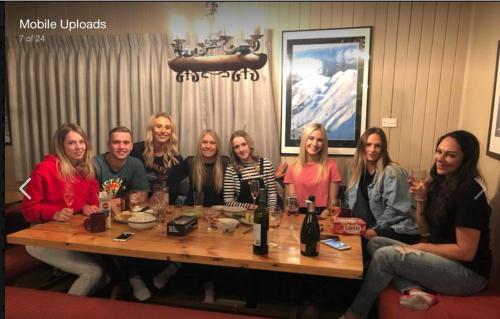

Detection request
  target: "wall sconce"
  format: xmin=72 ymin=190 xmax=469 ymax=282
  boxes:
xmin=168 ymin=2 xmax=268 ymax=82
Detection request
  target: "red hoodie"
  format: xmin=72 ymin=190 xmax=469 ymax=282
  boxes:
xmin=21 ymin=155 xmax=99 ymax=223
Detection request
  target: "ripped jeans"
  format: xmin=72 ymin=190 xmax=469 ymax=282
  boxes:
xmin=349 ymin=236 xmax=488 ymax=318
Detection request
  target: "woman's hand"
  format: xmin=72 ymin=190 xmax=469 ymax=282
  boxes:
xmin=82 ymin=204 xmax=100 ymax=216
xmin=53 ymin=208 xmax=74 ymax=222
xmin=319 ymin=209 xmax=330 ymax=219
xmin=363 ymin=228 xmax=377 ymax=240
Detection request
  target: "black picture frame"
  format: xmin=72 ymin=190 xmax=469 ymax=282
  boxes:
xmin=487 ymin=41 xmax=500 ymax=160
xmin=280 ymin=27 xmax=371 ymax=155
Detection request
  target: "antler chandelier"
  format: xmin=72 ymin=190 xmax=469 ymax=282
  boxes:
xmin=168 ymin=2 xmax=267 ymax=82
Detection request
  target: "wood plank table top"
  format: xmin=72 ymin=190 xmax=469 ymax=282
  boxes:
xmin=7 ymin=207 xmax=363 ymax=279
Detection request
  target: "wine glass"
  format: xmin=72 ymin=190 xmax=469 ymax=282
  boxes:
xmin=249 ymin=179 xmax=260 ymax=205
xmin=269 ymin=210 xmax=282 ymax=248
xmin=410 ymin=169 xmax=427 ymax=202
xmin=203 ymin=209 xmax=219 ymax=231
xmin=286 ymin=196 xmax=299 ymax=230
xmin=63 ymin=184 xmax=74 ymax=210
xmin=328 ymin=198 xmax=342 ymax=229
xmin=329 ymin=199 xmax=342 ymax=219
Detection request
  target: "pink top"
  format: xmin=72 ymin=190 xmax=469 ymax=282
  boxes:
xmin=284 ymin=160 xmax=342 ymax=208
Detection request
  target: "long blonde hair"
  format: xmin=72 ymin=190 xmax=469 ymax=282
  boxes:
xmin=50 ymin=123 xmax=95 ymax=181
xmin=348 ymin=127 xmax=393 ymax=190
xmin=193 ymin=129 xmax=224 ymax=193
xmin=143 ymin=112 xmax=180 ymax=168
xmin=228 ymin=130 xmax=260 ymax=173
xmin=294 ymin=123 xmax=329 ymax=183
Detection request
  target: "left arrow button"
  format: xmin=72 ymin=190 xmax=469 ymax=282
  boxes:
xmin=19 ymin=178 xmax=32 ymax=200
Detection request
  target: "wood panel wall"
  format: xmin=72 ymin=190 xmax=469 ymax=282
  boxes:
xmin=262 ymin=2 xmax=472 ymax=179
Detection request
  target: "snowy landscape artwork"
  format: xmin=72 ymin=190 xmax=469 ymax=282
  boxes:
xmin=281 ymin=28 xmax=370 ymax=155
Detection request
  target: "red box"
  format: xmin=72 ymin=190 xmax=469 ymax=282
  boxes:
xmin=332 ymin=217 xmax=366 ymax=235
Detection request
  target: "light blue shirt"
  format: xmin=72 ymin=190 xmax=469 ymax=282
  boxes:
xmin=346 ymin=165 xmax=419 ymax=235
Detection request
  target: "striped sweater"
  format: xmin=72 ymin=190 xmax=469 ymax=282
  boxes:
xmin=223 ymin=157 xmax=277 ymax=211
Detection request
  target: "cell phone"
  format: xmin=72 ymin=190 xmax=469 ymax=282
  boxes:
xmin=320 ymin=234 xmax=340 ymax=241
xmin=113 ymin=232 xmax=136 ymax=242
xmin=321 ymin=238 xmax=351 ymax=250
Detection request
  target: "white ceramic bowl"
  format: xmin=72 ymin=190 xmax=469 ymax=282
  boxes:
xmin=215 ymin=218 xmax=239 ymax=231
xmin=128 ymin=212 xmax=156 ymax=230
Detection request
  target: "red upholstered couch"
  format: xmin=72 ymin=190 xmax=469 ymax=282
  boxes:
xmin=378 ymin=284 xmax=500 ymax=319
xmin=6 ymin=287 xmax=269 ymax=319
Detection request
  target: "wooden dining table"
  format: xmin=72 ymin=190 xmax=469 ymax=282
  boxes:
xmin=7 ymin=207 xmax=363 ymax=280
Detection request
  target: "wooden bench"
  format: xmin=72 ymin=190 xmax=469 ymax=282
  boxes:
xmin=6 ymin=286 xmax=269 ymax=319
xmin=378 ymin=284 xmax=500 ymax=319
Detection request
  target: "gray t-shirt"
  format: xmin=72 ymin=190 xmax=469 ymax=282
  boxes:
xmin=93 ymin=153 xmax=150 ymax=199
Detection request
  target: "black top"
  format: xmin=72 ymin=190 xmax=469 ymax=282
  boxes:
xmin=130 ymin=141 xmax=187 ymax=204
xmin=426 ymin=179 xmax=492 ymax=278
xmin=184 ymin=155 xmax=229 ymax=207
xmin=355 ymin=169 xmax=377 ymax=228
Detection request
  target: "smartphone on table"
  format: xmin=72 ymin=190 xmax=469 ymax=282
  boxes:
xmin=321 ymin=238 xmax=351 ymax=250
xmin=113 ymin=232 xmax=136 ymax=242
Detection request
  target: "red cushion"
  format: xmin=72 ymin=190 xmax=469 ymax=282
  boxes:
xmin=6 ymin=287 xmax=268 ymax=319
xmin=378 ymin=285 xmax=500 ymax=319
xmin=5 ymin=246 xmax=45 ymax=282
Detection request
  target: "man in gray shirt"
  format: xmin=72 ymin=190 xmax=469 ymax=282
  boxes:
xmin=94 ymin=126 xmax=150 ymax=208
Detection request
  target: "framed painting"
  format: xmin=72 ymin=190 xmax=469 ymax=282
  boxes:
xmin=280 ymin=27 xmax=371 ymax=155
xmin=487 ymin=41 xmax=500 ymax=160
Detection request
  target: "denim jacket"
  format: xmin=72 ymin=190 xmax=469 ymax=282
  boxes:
xmin=346 ymin=165 xmax=419 ymax=235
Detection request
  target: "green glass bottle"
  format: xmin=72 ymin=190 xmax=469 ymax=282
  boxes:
xmin=300 ymin=196 xmax=320 ymax=256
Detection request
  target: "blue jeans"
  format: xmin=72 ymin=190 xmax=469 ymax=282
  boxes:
xmin=349 ymin=236 xmax=488 ymax=318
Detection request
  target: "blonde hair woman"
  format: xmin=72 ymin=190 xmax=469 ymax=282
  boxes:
xmin=185 ymin=129 xmax=229 ymax=206
xmin=284 ymin=123 xmax=342 ymax=213
xmin=131 ymin=112 xmax=187 ymax=204
xmin=21 ymin=123 xmax=105 ymax=296
xmin=345 ymin=127 xmax=419 ymax=243
xmin=223 ymin=130 xmax=277 ymax=210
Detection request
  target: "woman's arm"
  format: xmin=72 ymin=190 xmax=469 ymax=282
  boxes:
xmin=263 ymin=159 xmax=278 ymax=211
xmin=412 ymin=227 xmax=480 ymax=262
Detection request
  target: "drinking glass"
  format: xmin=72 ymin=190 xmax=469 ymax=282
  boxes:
xmin=152 ymin=184 xmax=169 ymax=206
xmin=193 ymin=191 xmax=204 ymax=207
xmin=269 ymin=210 xmax=282 ymax=248
xmin=202 ymin=209 xmax=219 ymax=231
xmin=152 ymin=202 xmax=167 ymax=232
xmin=249 ymin=179 xmax=260 ymax=205
xmin=286 ymin=196 xmax=299 ymax=230
xmin=129 ymin=190 xmax=145 ymax=212
xmin=410 ymin=169 xmax=427 ymax=202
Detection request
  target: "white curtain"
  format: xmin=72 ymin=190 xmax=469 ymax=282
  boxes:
xmin=6 ymin=32 xmax=280 ymax=181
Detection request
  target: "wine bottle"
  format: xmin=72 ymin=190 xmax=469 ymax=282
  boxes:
xmin=253 ymin=188 xmax=269 ymax=255
xmin=300 ymin=196 xmax=320 ymax=256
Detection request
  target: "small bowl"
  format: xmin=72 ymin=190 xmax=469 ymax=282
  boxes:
xmin=215 ymin=218 xmax=239 ymax=232
xmin=128 ymin=212 xmax=156 ymax=230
